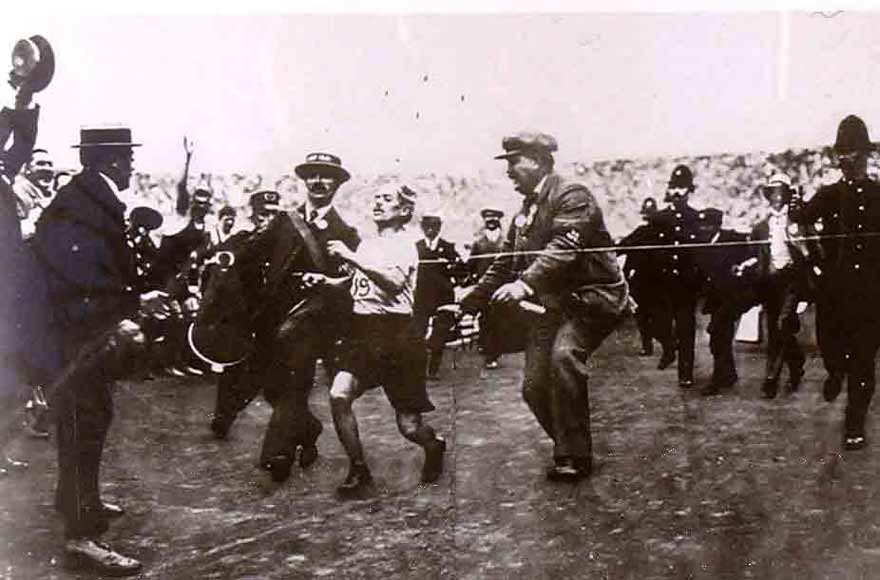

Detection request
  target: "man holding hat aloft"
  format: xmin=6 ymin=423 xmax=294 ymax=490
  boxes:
xmin=468 ymin=208 xmax=507 ymax=368
xmin=792 ymin=114 xmax=880 ymax=450
xmin=458 ymin=131 xmax=630 ymax=481
xmin=735 ymin=173 xmax=808 ymax=399
xmin=414 ymin=213 xmax=464 ymax=379
xmin=650 ymin=165 xmax=723 ymax=387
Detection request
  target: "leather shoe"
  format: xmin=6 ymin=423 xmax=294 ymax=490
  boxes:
xmin=63 ymin=538 xmax=141 ymax=576
xmin=823 ymin=373 xmax=845 ymax=403
xmin=546 ymin=457 xmax=591 ymax=482
xmin=844 ymin=434 xmax=868 ymax=451
xmin=99 ymin=501 xmax=125 ymax=518
xmin=266 ymin=455 xmax=293 ymax=483
xmin=678 ymin=377 xmax=694 ymax=388
xmin=299 ymin=444 xmax=319 ymax=469
xmin=421 ymin=437 xmax=446 ymax=483
xmin=658 ymin=350 xmax=676 ymax=370
xmin=337 ymin=462 xmax=374 ymax=500
xmin=786 ymin=368 xmax=804 ymax=394
xmin=761 ymin=378 xmax=779 ymax=399
xmin=210 ymin=414 xmax=233 ymax=440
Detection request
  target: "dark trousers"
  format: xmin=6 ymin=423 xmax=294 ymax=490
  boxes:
xmin=815 ymin=285 xmax=848 ymax=377
xmin=761 ymin=270 xmax=804 ymax=382
xmin=843 ymin=314 xmax=880 ymax=437
xmin=706 ymin=297 xmax=741 ymax=387
xmin=259 ymin=359 xmax=326 ymax=464
xmin=633 ymin=291 xmax=674 ymax=354
xmin=657 ymin=290 xmax=697 ymax=381
xmin=413 ymin=307 xmax=455 ymax=376
xmin=522 ymin=310 xmax=618 ymax=461
xmin=478 ymin=306 xmax=503 ymax=361
xmin=54 ymin=345 xmax=114 ymax=539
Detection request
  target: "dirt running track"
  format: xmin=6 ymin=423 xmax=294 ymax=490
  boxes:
xmin=2 ymin=309 xmax=880 ymax=579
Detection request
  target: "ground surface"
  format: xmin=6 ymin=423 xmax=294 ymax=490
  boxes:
xmin=2 ymin=311 xmax=880 ymax=579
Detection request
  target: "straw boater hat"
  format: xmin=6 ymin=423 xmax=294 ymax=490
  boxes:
xmin=71 ymin=127 xmax=141 ymax=149
xmin=762 ymin=173 xmax=795 ymax=203
xmin=294 ymin=152 xmax=351 ymax=183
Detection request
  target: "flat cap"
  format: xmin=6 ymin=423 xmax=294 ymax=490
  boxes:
xmin=480 ymin=208 xmax=504 ymax=219
xmin=494 ymin=131 xmax=558 ymax=160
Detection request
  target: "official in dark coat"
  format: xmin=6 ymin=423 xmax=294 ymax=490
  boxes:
xmin=791 ymin=114 xmax=880 ymax=450
xmin=618 ymin=197 xmax=675 ymax=365
xmin=25 ymin=127 xmax=167 ymax=575
xmin=740 ymin=174 xmax=808 ymax=399
xmin=414 ymin=214 xmax=464 ymax=378
xmin=650 ymin=165 xmax=723 ymax=387
xmin=461 ymin=131 xmax=631 ymax=481
xmin=467 ymin=208 xmax=507 ymax=368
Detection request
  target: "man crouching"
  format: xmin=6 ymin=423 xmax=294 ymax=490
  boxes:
xmin=313 ymin=183 xmax=445 ymax=499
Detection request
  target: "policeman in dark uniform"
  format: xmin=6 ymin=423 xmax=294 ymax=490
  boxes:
xmin=651 ymin=165 xmax=722 ymax=387
xmin=792 ymin=114 xmax=880 ymax=450
xmin=468 ymin=208 xmax=507 ymax=368
xmin=619 ymin=197 xmax=675 ymax=364
xmin=414 ymin=214 xmax=464 ymax=379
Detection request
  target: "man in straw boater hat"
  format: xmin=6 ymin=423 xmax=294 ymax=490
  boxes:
xmin=733 ymin=173 xmax=809 ymax=399
xmin=792 ymin=114 xmax=880 ymax=450
xmin=20 ymin=126 xmax=170 ymax=575
xmin=455 ymin=131 xmax=631 ymax=482
xmin=467 ymin=208 xmax=508 ymax=369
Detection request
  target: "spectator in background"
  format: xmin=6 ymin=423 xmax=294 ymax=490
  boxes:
xmin=467 ymin=208 xmax=507 ymax=369
xmin=414 ymin=214 xmax=465 ymax=379
xmin=13 ymin=147 xmax=55 ymax=238
xmin=210 ymin=205 xmax=237 ymax=247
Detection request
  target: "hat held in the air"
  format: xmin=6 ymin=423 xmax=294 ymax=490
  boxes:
xmin=294 ymin=152 xmax=351 ymax=183
xmin=834 ymin=114 xmax=877 ymax=154
xmin=494 ymin=131 xmax=558 ymax=160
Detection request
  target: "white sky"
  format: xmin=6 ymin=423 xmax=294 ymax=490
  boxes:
xmin=3 ymin=10 xmax=880 ymax=176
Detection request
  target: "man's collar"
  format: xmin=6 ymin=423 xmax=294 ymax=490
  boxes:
xmin=532 ymin=174 xmax=549 ymax=198
xmin=768 ymin=206 xmax=788 ymax=220
xmin=97 ymin=172 xmax=121 ymax=197
xmin=424 ymin=236 xmax=440 ymax=250
xmin=303 ymin=201 xmax=333 ymax=220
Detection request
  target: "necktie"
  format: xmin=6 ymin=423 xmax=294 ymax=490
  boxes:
xmin=308 ymin=209 xmax=318 ymax=223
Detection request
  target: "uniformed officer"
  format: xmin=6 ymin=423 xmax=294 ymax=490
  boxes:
xmin=651 ymin=165 xmax=723 ymax=387
xmin=618 ymin=197 xmax=674 ymax=364
xmin=792 ymin=114 xmax=880 ymax=450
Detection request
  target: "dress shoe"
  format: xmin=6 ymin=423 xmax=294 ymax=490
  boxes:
xmin=658 ymin=350 xmax=676 ymax=370
xmin=484 ymin=359 xmax=500 ymax=370
xmin=299 ymin=444 xmax=319 ymax=469
xmin=546 ymin=457 xmax=591 ymax=482
xmin=3 ymin=456 xmax=29 ymax=471
xmin=99 ymin=501 xmax=125 ymax=519
xmin=210 ymin=414 xmax=233 ymax=440
xmin=844 ymin=434 xmax=868 ymax=451
xmin=786 ymin=368 xmax=804 ymax=394
xmin=63 ymin=538 xmax=142 ymax=576
xmin=678 ymin=377 xmax=694 ymax=388
xmin=823 ymin=373 xmax=845 ymax=403
xmin=702 ymin=376 xmax=736 ymax=397
xmin=761 ymin=378 xmax=779 ymax=399
xmin=421 ymin=437 xmax=446 ymax=484
xmin=266 ymin=454 xmax=293 ymax=483
xmin=337 ymin=462 xmax=374 ymax=500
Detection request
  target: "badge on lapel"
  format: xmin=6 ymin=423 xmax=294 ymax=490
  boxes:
xmin=314 ymin=218 xmax=328 ymax=230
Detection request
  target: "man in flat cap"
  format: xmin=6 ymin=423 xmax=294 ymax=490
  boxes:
xmin=468 ymin=208 xmax=508 ymax=368
xmin=618 ymin=197 xmax=674 ymax=362
xmin=22 ymin=127 xmax=169 ymax=575
xmin=457 ymin=131 xmax=630 ymax=481
xmin=414 ymin=213 xmax=465 ymax=379
xmin=791 ymin=114 xmax=880 ymax=450
xmin=650 ymin=165 xmax=723 ymax=388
